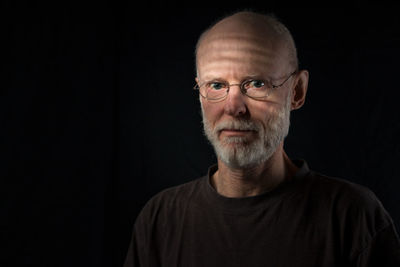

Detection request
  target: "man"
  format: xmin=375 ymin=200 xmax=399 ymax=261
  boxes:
xmin=124 ymin=11 xmax=400 ymax=266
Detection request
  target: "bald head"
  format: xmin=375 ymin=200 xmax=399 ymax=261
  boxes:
xmin=195 ymin=11 xmax=298 ymax=76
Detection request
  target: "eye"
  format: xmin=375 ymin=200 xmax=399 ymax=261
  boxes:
xmin=249 ymin=80 xmax=265 ymax=88
xmin=208 ymin=82 xmax=226 ymax=90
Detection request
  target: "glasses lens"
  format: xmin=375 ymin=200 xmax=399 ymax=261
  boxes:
xmin=202 ymin=82 xmax=228 ymax=100
xmin=244 ymin=80 xmax=272 ymax=98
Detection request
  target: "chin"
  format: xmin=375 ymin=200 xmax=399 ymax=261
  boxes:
xmin=219 ymin=136 xmax=254 ymax=146
xmin=215 ymin=140 xmax=275 ymax=169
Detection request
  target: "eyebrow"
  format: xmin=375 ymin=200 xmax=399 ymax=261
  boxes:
xmin=201 ymin=74 xmax=267 ymax=82
xmin=242 ymin=74 xmax=266 ymax=80
xmin=201 ymin=76 xmax=225 ymax=82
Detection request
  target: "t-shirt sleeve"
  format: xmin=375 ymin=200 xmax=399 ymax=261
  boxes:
xmin=123 ymin=214 xmax=147 ymax=267
xmin=123 ymin=232 xmax=138 ymax=267
xmin=342 ymin=185 xmax=400 ymax=267
xmin=326 ymin=176 xmax=400 ymax=266
xmin=354 ymin=222 xmax=400 ymax=267
xmin=123 ymin=192 xmax=165 ymax=267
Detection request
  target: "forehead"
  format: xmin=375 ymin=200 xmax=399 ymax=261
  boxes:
xmin=197 ymin=32 xmax=288 ymax=80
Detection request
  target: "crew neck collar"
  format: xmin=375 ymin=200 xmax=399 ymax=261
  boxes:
xmin=202 ymin=159 xmax=311 ymax=214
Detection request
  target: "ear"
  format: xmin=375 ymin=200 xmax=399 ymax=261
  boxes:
xmin=291 ymin=70 xmax=309 ymax=110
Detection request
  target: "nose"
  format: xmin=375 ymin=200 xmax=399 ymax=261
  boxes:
xmin=224 ymin=84 xmax=247 ymax=117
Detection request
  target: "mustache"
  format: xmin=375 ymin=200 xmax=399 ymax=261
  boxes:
xmin=214 ymin=119 xmax=261 ymax=133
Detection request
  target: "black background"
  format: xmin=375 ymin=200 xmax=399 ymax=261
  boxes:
xmin=2 ymin=1 xmax=400 ymax=266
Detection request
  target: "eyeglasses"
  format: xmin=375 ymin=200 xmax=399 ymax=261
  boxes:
xmin=194 ymin=71 xmax=297 ymax=102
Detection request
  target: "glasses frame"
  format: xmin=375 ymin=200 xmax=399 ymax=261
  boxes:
xmin=194 ymin=70 xmax=297 ymax=102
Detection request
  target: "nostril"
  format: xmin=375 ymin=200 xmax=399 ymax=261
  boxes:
xmin=238 ymin=109 xmax=246 ymax=115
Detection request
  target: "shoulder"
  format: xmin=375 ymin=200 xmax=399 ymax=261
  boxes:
xmin=305 ymin=170 xmax=393 ymax=232
xmin=298 ymin=170 xmax=397 ymax=257
xmin=307 ymin=171 xmax=376 ymax=200
xmin=307 ymin=171 xmax=383 ymax=208
xmin=292 ymin=160 xmax=380 ymax=208
xmin=150 ymin=176 xmax=205 ymax=206
xmin=303 ymin=170 xmax=400 ymax=262
xmin=135 ymin=176 xmax=206 ymax=224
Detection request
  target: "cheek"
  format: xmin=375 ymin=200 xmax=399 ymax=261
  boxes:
xmin=248 ymin=102 xmax=276 ymax=122
xmin=201 ymin=101 xmax=224 ymax=124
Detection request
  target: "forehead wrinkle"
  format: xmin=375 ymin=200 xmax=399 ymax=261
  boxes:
xmin=198 ymin=45 xmax=276 ymax=62
xmin=198 ymin=34 xmax=281 ymax=57
xmin=204 ymin=32 xmax=278 ymax=47
xmin=198 ymin=58 xmax=275 ymax=79
xmin=198 ymin=49 xmax=278 ymax=65
xmin=197 ymin=35 xmax=289 ymax=79
xmin=197 ymin=44 xmax=281 ymax=80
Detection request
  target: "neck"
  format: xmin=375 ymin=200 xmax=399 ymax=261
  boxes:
xmin=211 ymin=144 xmax=298 ymax=198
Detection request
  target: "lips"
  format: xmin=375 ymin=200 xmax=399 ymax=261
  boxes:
xmin=221 ymin=129 xmax=253 ymax=132
xmin=214 ymin=119 xmax=260 ymax=136
xmin=220 ymin=128 xmax=255 ymax=137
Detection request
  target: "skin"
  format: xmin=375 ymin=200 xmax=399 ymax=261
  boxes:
xmin=196 ymin=12 xmax=309 ymax=198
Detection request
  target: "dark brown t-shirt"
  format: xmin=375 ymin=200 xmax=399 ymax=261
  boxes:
xmin=124 ymin=160 xmax=400 ymax=266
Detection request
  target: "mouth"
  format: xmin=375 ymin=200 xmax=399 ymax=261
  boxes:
xmin=219 ymin=129 xmax=255 ymax=137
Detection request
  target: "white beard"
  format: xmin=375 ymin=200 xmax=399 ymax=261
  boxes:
xmin=201 ymin=92 xmax=292 ymax=169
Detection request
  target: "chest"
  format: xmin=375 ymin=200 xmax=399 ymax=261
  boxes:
xmin=155 ymin=202 xmax=344 ymax=267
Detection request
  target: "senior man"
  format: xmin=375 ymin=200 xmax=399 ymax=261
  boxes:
xmin=124 ymin=11 xmax=400 ymax=266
